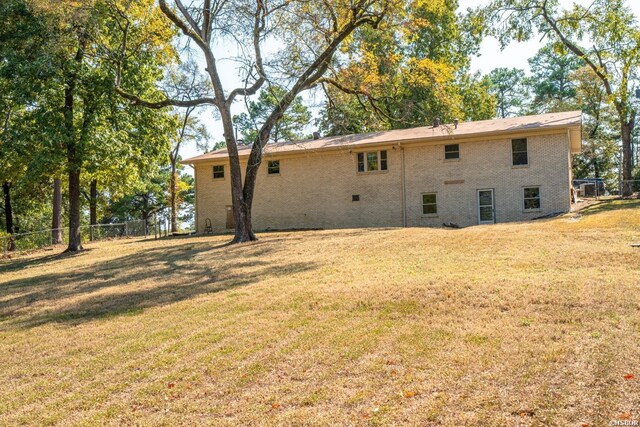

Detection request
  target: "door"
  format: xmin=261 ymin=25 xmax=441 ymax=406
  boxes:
xmin=225 ymin=205 xmax=235 ymax=229
xmin=477 ymin=189 xmax=495 ymax=224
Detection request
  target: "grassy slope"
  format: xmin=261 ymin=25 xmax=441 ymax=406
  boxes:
xmin=1 ymin=200 xmax=639 ymax=426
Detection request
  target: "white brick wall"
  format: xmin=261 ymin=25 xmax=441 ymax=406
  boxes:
xmin=194 ymin=132 xmax=572 ymax=232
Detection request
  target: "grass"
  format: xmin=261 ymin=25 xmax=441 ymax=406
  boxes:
xmin=1 ymin=200 xmax=639 ymax=426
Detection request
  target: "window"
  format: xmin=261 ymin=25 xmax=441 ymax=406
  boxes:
xmin=444 ymin=144 xmax=459 ymax=160
xmin=422 ymin=193 xmax=437 ymax=215
xmin=523 ymin=187 xmax=541 ymax=210
xmin=267 ymin=160 xmax=280 ymax=175
xmin=512 ymin=138 xmax=528 ymax=166
xmin=357 ymin=150 xmax=388 ymax=172
xmin=352 ymin=195 xmax=360 ymax=202
xmin=213 ymin=165 xmax=225 ymax=179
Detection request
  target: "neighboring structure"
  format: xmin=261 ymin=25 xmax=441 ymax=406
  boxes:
xmin=182 ymin=111 xmax=582 ymax=232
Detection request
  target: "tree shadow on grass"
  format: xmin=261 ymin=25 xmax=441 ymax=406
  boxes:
xmin=0 ymin=238 xmax=317 ymax=330
xmin=579 ymin=199 xmax=640 ymax=216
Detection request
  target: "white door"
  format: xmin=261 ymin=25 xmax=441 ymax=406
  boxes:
xmin=477 ymin=189 xmax=495 ymax=224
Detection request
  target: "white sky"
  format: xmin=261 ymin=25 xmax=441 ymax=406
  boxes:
xmin=179 ymin=0 xmax=640 ymax=162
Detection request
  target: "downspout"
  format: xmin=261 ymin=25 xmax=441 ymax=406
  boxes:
xmin=399 ymin=142 xmax=407 ymax=227
xmin=567 ymin=128 xmax=574 ymax=206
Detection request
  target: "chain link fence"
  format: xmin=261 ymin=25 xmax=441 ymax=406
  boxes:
xmin=0 ymin=218 xmax=170 ymax=258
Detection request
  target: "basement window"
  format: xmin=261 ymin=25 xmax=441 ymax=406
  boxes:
xmin=512 ymin=138 xmax=528 ymax=166
xmin=444 ymin=144 xmax=460 ymax=160
xmin=267 ymin=160 xmax=280 ymax=175
xmin=523 ymin=186 xmax=541 ymax=210
xmin=357 ymin=150 xmax=388 ymax=173
xmin=422 ymin=193 xmax=437 ymax=215
xmin=213 ymin=165 xmax=225 ymax=180
xmin=352 ymin=195 xmax=360 ymax=202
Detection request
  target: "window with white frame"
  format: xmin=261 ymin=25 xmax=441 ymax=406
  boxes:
xmin=213 ymin=165 xmax=225 ymax=179
xmin=422 ymin=193 xmax=437 ymax=215
xmin=523 ymin=186 xmax=541 ymax=210
xmin=512 ymin=138 xmax=528 ymax=166
xmin=357 ymin=150 xmax=388 ymax=172
xmin=267 ymin=160 xmax=280 ymax=175
xmin=444 ymin=144 xmax=460 ymax=160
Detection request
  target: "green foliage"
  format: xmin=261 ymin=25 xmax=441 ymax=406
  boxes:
xmin=487 ymin=67 xmax=528 ymax=118
xmin=234 ymin=86 xmax=311 ymax=144
xmin=319 ymin=0 xmax=495 ymax=135
xmin=484 ymin=0 xmax=640 ymax=185
xmin=525 ymin=43 xmax=582 ymax=114
xmin=0 ymin=0 xmax=180 ymax=237
xmin=103 ymin=163 xmax=194 ymax=226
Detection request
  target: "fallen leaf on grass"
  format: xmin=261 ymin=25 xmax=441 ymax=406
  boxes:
xmin=619 ymin=413 xmax=632 ymax=420
xmin=623 ymin=373 xmax=635 ymax=380
xmin=404 ymin=390 xmax=417 ymax=398
xmin=167 ymin=383 xmax=175 ymax=389
xmin=271 ymin=403 xmax=282 ymax=410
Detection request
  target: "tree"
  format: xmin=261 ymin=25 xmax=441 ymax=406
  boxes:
xmin=0 ymin=0 xmax=58 ymax=248
xmin=571 ymin=66 xmax=619 ymax=187
xmin=19 ymin=0 xmax=177 ymax=251
xmin=487 ymin=67 xmax=527 ymax=118
xmin=104 ymin=166 xmax=170 ymax=225
xmin=169 ymin=107 xmax=209 ymax=232
xmin=318 ymin=0 xmax=494 ymax=134
xmin=526 ymin=43 xmax=582 ymax=114
xmin=113 ymin=0 xmax=398 ymax=243
xmin=485 ymin=0 xmax=640 ymax=195
xmin=234 ymin=85 xmax=311 ymax=144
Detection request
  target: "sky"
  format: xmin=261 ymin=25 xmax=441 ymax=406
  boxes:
xmin=178 ymin=0 xmax=640 ymax=163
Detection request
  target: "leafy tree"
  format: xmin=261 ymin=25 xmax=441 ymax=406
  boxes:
xmin=485 ymin=0 xmax=640 ymax=195
xmin=104 ymin=166 xmax=170 ymax=225
xmin=113 ymin=0 xmax=398 ymax=243
xmin=571 ymin=66 xmax=619 ymax=187
xmin=14 ymin=0 xmax=178 ymax=251
xmin=234 ymin=86 xmax=311 ymax=144
xmin=487 ymin=67 xmax=527 ymax=118
xmin=318 ymin=0 xmax=494 ymax=134
xmin=0 ymin=0 xmax=60 ymax=247
xmin=526 ymin=43 xmax=582 ymax=114
xmin=169 ymin=107 xmax=209 ymax=232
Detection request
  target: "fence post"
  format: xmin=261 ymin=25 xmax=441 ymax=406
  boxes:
xmin=124 ymin=222 xmax=128 ymax=237
xmin=154 ymin=213 xmax=158 ymax=240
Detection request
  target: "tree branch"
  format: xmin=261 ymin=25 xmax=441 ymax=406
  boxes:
xmin=227 ymin=0 xmax=267 ymax=105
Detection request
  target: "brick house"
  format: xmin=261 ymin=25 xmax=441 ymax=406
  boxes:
xmin=182 ymin=111 xmax=582 ymax=232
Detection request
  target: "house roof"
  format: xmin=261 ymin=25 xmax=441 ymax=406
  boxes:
xmin=181 ymin=110 xmax=582 ymax=164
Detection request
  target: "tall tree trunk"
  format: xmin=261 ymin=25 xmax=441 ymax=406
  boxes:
xmin=3 ymin=182 xmax=15 ymax=251
xmin=64 ymin=38 xmax=86 ymax=252
xmin=67 ymin=165 xmax=82 ymax=251
xmin=220 ymin=114 xmax=257 ymax=243
xmin=52 ymin=178 xmax=63 ymax=244
xmin=621 ymin=120 xmax=634 ymax=197
xmin=89 ymin=179 xmax=97 ymax=241
xmin=170 ymin=156 xmax=178 ymax=233
xmin=89 ymin=179 xmax=97 ymax=226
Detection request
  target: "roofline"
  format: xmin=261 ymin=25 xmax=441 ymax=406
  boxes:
xmin=181 ymin=116 xmax=582 ymax=165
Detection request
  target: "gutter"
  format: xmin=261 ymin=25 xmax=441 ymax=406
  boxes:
xmin=399 ymin=142 xmax=407 ymax=227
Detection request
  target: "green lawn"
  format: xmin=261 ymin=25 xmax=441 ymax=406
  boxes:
xmin=1 ymin=200 xmax=639 ymax=426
